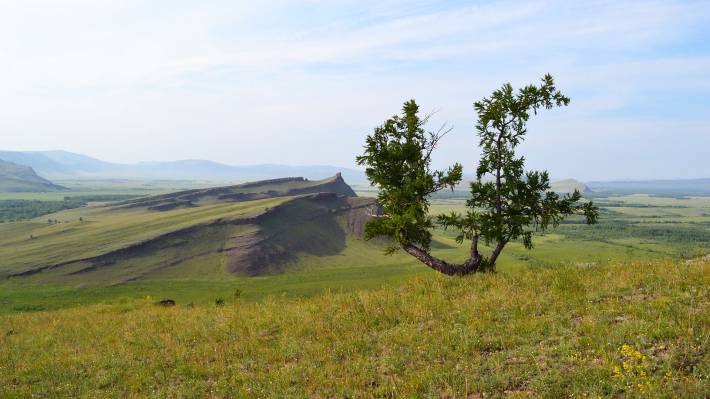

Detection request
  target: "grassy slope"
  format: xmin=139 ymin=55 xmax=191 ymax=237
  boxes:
xmin=0 ymin=237 xmax=422 ymax=312
xmin=0 ymin=197 xmax=287 ymax=276
xmin=1 ymin=258 xmax=707 ymax=397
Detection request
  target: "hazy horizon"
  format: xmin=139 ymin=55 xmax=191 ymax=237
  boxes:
xmin=2 ymin=1 xmax=709 ymax=181
xmin=4 ymin=148 xmax=710 ymax=183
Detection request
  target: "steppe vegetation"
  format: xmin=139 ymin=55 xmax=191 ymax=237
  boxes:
xmin=1 ymin=258 xmax=707 ymax=397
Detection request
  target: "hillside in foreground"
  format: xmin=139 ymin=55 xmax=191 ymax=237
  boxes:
xmin=0 ymin=159 xmax=66 ymax=192
xmin=1 ymin=258 xmax=707 ymax=397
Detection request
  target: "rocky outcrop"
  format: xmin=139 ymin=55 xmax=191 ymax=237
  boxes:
xmin=345 ymin=197 xmax=381 ymax=238
xmin=287 ymin=173 xmax=357 ymax=197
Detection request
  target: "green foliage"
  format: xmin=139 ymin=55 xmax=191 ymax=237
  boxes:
xmin=359 ymin=75 xmax=599 ymax=273
xmin=0 ymin=199 xmax=86 ymax=222
xmin=444 ymin=74 xmax=597 ymax=253
xmin=356 ymin=100 xmax=462 ymax=252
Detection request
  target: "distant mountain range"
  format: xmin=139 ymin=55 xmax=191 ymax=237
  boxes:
xmin=0 ymin=150 xmax=368 ymax=183
xmin=0 ymin=159 xmax=66 ymax=192
xmin=1 ymin=150 xmax=708 ymax=196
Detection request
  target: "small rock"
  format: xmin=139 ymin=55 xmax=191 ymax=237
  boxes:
xmin=156 ymin=299 xmax=175 ymax=307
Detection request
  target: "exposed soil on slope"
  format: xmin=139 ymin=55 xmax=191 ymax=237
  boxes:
xmin=224 ymin=193 xmax=378 ymax=275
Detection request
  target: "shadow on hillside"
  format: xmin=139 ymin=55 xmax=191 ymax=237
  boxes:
xmin=430 ymin=239 xmax=456 ymax=250
xmin=231 ymin=197 xmax=349 ymax=275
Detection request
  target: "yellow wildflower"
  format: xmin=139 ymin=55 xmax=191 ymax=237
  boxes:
xmin=613 ymin=366 xmax=622 ymax=376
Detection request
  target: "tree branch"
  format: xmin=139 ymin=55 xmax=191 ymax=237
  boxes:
xmin=470 ymin=234 xmax=481 ymax=261
xmin=487 ymin=238 xmax=508 ymax=267
xmin=423 ymin=123 xmax=454 ymax=165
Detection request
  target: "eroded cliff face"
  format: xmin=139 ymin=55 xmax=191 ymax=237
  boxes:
xmin=225 ymin=193 xmax=381 ymax=276
xmin=344 ymin=197 xmax=382 ymax=238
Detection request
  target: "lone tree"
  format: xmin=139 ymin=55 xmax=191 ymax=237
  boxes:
xmin=356 ymin=74 xmax=598 ymax=275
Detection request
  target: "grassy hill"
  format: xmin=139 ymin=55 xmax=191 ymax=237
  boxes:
xmin=1 ymin=258 xmax=707 ymax=397
xmin=0 ymin=159 xmax=65 ymax=192
xmin=0 ymin=174 xmax=373 ymax=283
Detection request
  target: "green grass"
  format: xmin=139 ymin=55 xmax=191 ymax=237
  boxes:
xmin=1 ymin=258 xmax=707 ymax=397
xmin=0 ymin=235 xmax=423 ymax=314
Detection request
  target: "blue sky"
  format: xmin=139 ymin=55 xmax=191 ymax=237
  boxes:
xmin=1 ymin=0 xmax=708 ymax=180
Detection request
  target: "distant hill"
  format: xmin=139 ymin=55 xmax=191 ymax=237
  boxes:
xmin=0 ymin=159 xmax=66 ymax=192
xmin=588 ymin=178 xmax=710 ymax=196
xmin=549 ymin=179 xmax=591 ymax=194
xmin=0 ymin=174 xmax=381 ymax=283
xmin=0 ymin=150 xmax=367 ymax=182
xmin=429 ymin=177 xmax=593 ymax=199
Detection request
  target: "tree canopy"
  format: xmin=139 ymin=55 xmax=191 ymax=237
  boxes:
xmin=357 ymin=74 xmax=598 ymax=275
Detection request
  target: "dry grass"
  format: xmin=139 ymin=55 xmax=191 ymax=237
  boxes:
xmin=1 ymin=258 xmax=708 ymax=397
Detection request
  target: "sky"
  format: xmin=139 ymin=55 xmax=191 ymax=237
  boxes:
xmin=1 ymin=0 xmax=709 ymax=181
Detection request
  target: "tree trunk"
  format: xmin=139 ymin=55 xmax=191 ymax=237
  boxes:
xmin=402 ymin=244 xmax=481 ymax=276
xmin=487 ymin=239 xmax=508 ymax=267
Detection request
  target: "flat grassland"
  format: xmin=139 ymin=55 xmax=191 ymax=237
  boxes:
xmin=1 ymin=258 xmax=707 ymax=397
